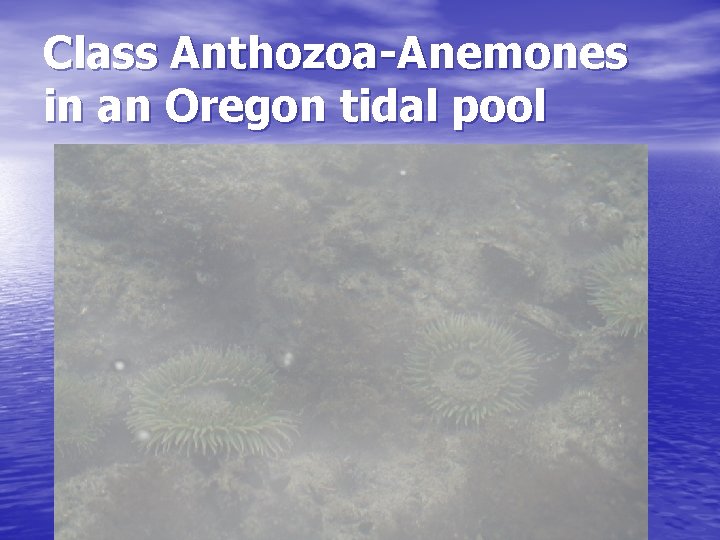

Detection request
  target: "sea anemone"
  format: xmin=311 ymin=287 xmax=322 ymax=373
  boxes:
xmin=55 ymin=374 xmax=116 ymax=457
xmin=127 ymin=347 xmax=298 ymax=457
xmin=587 ymin=237 xmax=648 ymax=336
xmin=405 ymin=316 xmax=536 ymax=426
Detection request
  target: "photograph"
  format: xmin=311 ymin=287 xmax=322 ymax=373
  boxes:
xmin=55 ymin=144 xmax=647 ymax=539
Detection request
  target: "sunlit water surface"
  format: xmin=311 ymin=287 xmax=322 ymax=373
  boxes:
xmin=0 ymin=155 xmax=54 ymax=537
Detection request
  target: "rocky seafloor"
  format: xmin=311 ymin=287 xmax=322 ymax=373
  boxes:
xmin=54 ymin=145 xmax=647 ymax=540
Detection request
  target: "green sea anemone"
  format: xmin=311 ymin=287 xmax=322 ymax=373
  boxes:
xmin=587 ymin=237 xmax=648 ymax=336
xmin=405 ymin=316 xmax=536 ymax=426
xmin=55 ymin=374 xmax=116 ymax=457
xmin=127 ymin=347 xmax=298 ymax=457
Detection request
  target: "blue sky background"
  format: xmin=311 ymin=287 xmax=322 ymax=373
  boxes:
xmin=1 ymin=1 xmax=720 ymax=538
xmin=1 ymin=0 xmax=719 ymax=146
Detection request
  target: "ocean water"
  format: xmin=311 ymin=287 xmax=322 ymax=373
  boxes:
xmin=1 ymin=148 xmax=719 ymax=539
xmin=649 ymin=150 xmax=720 ymax=538
xmin=0 ymin=156 xmax=54 ymax=538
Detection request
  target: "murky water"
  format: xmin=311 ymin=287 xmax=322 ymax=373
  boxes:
xmin=54 ymin=145 xmax=647 ymax=540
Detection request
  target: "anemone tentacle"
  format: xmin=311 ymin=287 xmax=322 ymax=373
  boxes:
xmin=127 ymin=346 xmax=298 ymax=457
xmin=587 ymin=237 xmax=648 ymax=337
xmin=405 ymin=315 xmax=536 ymax=427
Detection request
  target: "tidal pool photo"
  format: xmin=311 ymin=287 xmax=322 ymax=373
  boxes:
xmin=55 ymin=145 xmax=647 ymax=539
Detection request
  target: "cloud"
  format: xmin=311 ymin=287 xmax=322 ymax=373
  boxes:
xmin=0 ymin=3 xmax=719 ymax=144
xmin=614 ymin=10 xmax=720 ymax=81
